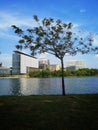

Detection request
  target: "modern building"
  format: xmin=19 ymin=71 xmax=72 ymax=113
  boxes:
xmin=39 ymin=58 xmax=50 ymax=69
xmin=50 ymin=64 xmax=60 ymax=71
xmin=66 ymin=60 xmax=86 ymax=70
xmin=12 ymin=51 xmax=38 ymax=74
xmin=0 ymin=66 xmax=11 ymax=76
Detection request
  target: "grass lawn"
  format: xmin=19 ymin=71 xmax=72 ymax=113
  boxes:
xmin=0 ymin=94 xmax=98 ymax=130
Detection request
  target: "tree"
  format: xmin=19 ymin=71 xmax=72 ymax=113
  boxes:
xmin=12 ymin=15 xmax=98 ymax=95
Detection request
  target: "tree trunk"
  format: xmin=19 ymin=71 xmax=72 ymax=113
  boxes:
xmin=61 ymin=58 xmax=65 ymax=95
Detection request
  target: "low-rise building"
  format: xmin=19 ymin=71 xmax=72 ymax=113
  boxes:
xmin=0 ymin=66 xmax=11 ymax=76
xmin=50 ymin=64 xmax=60 ymax=71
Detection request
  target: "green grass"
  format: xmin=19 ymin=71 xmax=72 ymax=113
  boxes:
xmin=0 ymin=95 xmax=98 ymax=130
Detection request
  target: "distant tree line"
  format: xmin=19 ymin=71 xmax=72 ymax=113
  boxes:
xmin=0 ymin=73 xmax=10 ymax=77
xmin=29 ymin=68 xmax=98 ymax=78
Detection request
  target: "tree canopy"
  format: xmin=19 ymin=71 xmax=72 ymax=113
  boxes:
xmin=12 ymin=15 xmax=98 ymax=58
xmin=12 ymin=15 xmax=98 ymax=95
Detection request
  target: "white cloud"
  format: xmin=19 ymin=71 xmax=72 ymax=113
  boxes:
xmin=80 ymin=9 xmax=86 ymax=13
xmin=95 ymin=54 xmax=98 ymax=58
xmin=0 ymin=11 xmax=97 ymax=49
xmin=73 ymin=23 xmax=80 ymax=28
xmin=93 ymin=34 xmax=98 ymax=45
xmin=0 ymin=11 xmax=33 ymax=30
xmin=0 ymin=11 xmax=36 ymax=41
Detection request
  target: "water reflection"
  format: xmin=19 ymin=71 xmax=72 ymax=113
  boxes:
xmin=0 ymin=77 xmax=98 ymax=95
xmin=10 ymin=78 xmax=21 ymax=95
xmin=65 ymin=77 xmax=98 ymax=94
xmin=20 ymin=78 xmax=40 ymax=95
xmin=0 ymin=78 xmax=11 ymax=95
xmin=19 ymin=78 xmax=62 ymax=95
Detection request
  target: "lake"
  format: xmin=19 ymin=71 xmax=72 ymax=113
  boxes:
xmin=0 ymin=77 xmax=98 ymax=95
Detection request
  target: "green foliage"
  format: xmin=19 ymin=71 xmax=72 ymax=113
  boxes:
xmin=65 ymin=68 xmax=98 ymax=76
xmin=51 ymin=70 xmax=62 ymax=77
xmin=75 ymin=68 xmax=90 ymax=76
xmin=29 ymin=70 xmax=41 ymax=77
xmin=29 ymin=68 xmax=98 ymax=78
xmin=64 ymin=70 xmax=72 ymax=76
xmin=11 ymin=15 xmax=98 ymax=59
xmin=29 ymin=69 xmax=51 ymax=78
xmin=41 ymin=69 xmax=51 ymax=78
xmin=73 ymin=68 xmax=97 ymax=76
xmin=0 ymin=73 xmax=9 ymax=77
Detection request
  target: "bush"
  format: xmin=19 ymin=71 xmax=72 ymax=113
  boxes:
xmin=29 ymin=69 xmax=51 ymax=78
xmin=29 ymin=68 xmax=98 ymax=78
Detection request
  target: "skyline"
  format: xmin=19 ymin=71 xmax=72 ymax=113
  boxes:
xmin=0 ymin=0 xmax=98 ymax=68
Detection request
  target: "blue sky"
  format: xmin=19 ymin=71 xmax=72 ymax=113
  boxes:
xmin=0 ymin=0 xmax=98 ymax=68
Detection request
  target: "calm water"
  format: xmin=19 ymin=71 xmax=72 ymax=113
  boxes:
xmin=0 ymin=77 xmax=98 ymax=95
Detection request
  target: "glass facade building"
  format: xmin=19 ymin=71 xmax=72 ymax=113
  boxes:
xmin=39 ymin=58 xmax=50 ymax=69
xmin=66 ymin=60 xmax=86 ymax=70
xmin=12 ymin=51 xmax=38 ymax=74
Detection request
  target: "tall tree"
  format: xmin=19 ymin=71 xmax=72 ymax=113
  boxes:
xmin=12 ymin=15 xmax=98 ymax=95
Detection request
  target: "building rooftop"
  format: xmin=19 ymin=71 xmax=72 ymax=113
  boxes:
xmin=13 ymin=50 xmax=37 ymax=59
